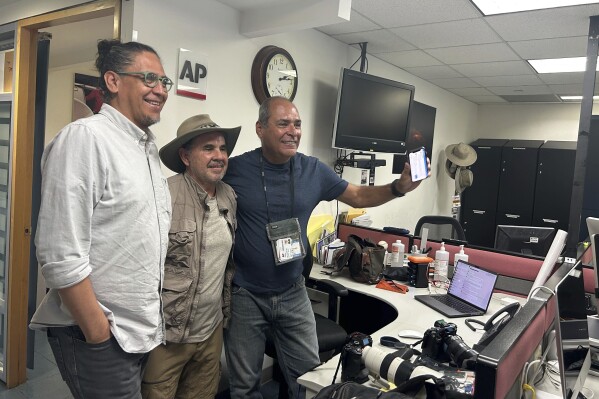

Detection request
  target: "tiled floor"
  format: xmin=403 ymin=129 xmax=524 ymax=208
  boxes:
xmin=0 ymin=331 xmax=280 ymax=399
xmin=0 ymin=331 xmax=72 ymax=399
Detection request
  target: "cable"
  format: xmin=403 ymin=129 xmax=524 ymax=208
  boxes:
xmin=522 ymin=383 xmax=536 ymax=399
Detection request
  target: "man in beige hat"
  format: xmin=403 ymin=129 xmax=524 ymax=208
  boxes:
xmin=141 ymin=115 xmax=240 ymax=399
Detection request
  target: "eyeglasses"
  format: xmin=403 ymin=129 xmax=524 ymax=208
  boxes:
xmin=116 ymin=71 xmax=173 ymax=92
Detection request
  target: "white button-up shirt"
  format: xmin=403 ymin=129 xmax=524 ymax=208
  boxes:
xmin=30 ymin=104 xmax=171 ymax=353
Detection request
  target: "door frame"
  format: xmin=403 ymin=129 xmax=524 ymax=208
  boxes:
xmin=8 ymin=0 xmax=120 ymax=387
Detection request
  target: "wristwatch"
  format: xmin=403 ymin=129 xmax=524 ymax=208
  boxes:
xmin=391 ymin=179 xmax=405 ymax=197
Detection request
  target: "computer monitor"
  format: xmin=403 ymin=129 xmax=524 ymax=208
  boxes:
xmin=495 ymin=225 xmax=557 ymax=257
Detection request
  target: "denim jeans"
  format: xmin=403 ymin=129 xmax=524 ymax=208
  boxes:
xmin=47 ymin=325 xmax=148 ymax=399
xmin=224 ymin=275 xmax=320 ymax=399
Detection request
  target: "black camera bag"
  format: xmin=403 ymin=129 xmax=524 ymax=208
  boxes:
xmin=333 ymin=234 xmax=385 ymax=284
xmin=314 ymin=374 xmax=453 ymax=399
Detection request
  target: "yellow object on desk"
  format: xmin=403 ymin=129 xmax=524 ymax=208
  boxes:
xmin=307 ymin=214 xmax=336 ymax=257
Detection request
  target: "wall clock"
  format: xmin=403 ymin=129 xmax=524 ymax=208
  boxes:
xmin=251 ymin=45 xmax=298 ymax=104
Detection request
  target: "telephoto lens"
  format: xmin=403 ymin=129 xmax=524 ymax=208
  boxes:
xmin=445 ymin=335 xmax=478 ymax=370
xmin=362 ymin=346 xmax=442 ymax=386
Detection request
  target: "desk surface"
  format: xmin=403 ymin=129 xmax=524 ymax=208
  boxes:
xmin=298 ymin=264 xmax=599 ymax=397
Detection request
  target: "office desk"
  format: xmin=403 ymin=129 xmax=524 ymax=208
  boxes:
xmin=298 ymin=263 xmax=524 ymax=397
xmin=299 ymin=264 xmax=599 ymax=398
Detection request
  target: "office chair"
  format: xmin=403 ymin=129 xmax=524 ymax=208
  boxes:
xmin=414 ymin=215 xmax=466 ymax=242
xmin=265 ymin=254 xmax=348 ymax=398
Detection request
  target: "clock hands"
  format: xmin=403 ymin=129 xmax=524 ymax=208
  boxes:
xmin=279 ymin=76 xmax=293 ymax=81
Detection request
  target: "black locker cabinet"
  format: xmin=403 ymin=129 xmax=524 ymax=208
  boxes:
xmin=496 ymin=140 xmax=544 ymax=227
xmin=580 ymin=116 xmax=599 ymax=239
xmin=532 ymin=141 xmax=576 ymax=232
xmin=461 ymin=139 xmax=508 ymax=247
xmin=461 ymin=208 xmax=497 ymax=248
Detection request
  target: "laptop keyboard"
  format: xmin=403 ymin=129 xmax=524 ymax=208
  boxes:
xmin=433 ymin=295 xmax=477 ymax=313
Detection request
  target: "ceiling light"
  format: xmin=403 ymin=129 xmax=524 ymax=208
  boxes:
xmin=528 ymin=57 xmax=599 ymax=73
xmin=560 ymin=95 xmax=599 ymax=101
xmin=472 ymin=0 xmax=599 ymax=15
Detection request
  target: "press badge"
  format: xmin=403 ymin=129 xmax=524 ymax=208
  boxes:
xmin=266 ymin=218 xmax=306 ymax=265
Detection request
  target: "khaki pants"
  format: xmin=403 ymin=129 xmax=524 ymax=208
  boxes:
xmin=141 ymin=322 xmax=223 ymax=399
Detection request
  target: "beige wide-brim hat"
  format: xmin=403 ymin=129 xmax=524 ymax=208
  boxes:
xmin=445 ymin=159 xmax=458 ymax=179
xmin=455 ymin=167 xmax=473 ymax=193
xmin=445 ymin=142 xmax=477 ymax=167
xmin=159 ymin=114 xmax=241 ymax=173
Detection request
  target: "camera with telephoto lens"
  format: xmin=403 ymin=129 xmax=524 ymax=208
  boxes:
xmin=341 ymin=332 xmax=373 ymax=383
xmin=421 ymin=320 xmax=478 ymax=370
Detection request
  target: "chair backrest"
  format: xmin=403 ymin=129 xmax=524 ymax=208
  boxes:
xmin=414 ymin=215 xmax=466 ymax=241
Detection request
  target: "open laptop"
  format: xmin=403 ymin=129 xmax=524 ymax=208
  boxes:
xmin=414 ymin=260 xmax=498 ymax=318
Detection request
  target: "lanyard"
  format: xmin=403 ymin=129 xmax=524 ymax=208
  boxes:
xmin=259 ymin=153 xmax=294 ymax=223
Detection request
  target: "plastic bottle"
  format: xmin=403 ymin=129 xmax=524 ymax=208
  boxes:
xmin=396 ymin=240 xmax=405 ymax=266
xmin=451 ymin=245 xmax=469 ymax=279
xmin=453 ymin=245 xmax=469 ymax=265
xmin=435 ymin=242 xmax=449 ymax=280
xmin=390 ymin=242 xmax=402 ymax=267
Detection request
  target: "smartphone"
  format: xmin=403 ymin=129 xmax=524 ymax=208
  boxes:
xmin=408 ymin=147 xmax=429 ymax=182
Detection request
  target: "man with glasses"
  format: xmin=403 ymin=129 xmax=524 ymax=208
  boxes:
xmin=30 ymin=39 xmax=172 ymax=399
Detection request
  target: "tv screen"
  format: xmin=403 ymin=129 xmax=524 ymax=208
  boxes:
xmin=392 ymin=100 xmax=437 ymax=174
xmin=332 ymin=68 xmax=414 ymax=154
xmin=494 ymin=225 xmax=557 ymax=257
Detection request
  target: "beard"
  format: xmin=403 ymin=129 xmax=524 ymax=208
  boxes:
xmin=142 ymin=115 xmax=160 ymax=128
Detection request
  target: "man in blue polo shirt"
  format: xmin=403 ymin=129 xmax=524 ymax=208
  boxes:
xmin=224 ymin=96 xmax=426 ymax=398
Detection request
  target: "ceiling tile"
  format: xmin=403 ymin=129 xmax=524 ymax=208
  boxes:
xmin=547 ymin=83 xmax=599 ymax=95
xmin=332 ymin=29 xmax=415 ymax=53
xmin=426 ymin=43 xmax=519 ymax=64
xmin=352 ymin=0 xmax=481 ymax=28
xmin=428 ymin=77 xmax=480 ymax=89
xmin=487 ymin=85 xmax=553 ymax=95
xmin=548 ymin=83 xmax=584 ymax=96
xmin=448 ymin=87 xmax=495 ymax=96
xmin=471 ymin=74 xmax=544 ymax=87
xmin=375 ymin=50 xmax=443 ymax=67
xmin=499 ymin=94 xmax=561 ymax=103
xmin=452 ymin=60 xmax=534 ymax=77
xmin=403 ymin=65 xmax=464 ymax=79
xmin=485 ymin=4 xmax=599 ymax=41
xmin=391 ymin=19 xmax=502 ymax=49
xmin=317 ymin=10 xmax=381 ymax=35
xmin=463 ymin=95 xmax=507 ymax=103
xmin=537 ymin=72 xmax=588 ymax=85
xmin=508 ymin=36 xmax=589 ymax=60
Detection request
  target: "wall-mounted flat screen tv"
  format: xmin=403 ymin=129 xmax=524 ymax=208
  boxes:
xmin=331 ymin=68 xmax=415 ymax=154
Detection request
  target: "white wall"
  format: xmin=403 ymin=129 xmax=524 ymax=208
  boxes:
xmin=45 ymin=61 xmax=97 ymax=145
xmin=476 ymin=103 xmax=599 ymax=141
xmin=128 ymin=0 xmax=479 ymax=233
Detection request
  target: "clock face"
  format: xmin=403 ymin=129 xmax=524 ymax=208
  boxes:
xmin=251 ymin=46 xmax=298 ymax=104
xmin=265 ymin=53 xmax=297 ymax=99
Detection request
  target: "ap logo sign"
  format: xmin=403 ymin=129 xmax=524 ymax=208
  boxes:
xmin=177 ymin=48 xmax=208 ymax=100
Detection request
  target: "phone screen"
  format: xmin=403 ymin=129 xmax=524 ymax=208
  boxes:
xmin=409 ymin=147 xmax=428 ymax=182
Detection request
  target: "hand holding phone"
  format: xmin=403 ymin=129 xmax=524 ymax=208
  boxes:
xmin=408 ymin=147 xmax=429 ymax=182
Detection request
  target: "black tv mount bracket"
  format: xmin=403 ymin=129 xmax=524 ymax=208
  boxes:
xmin=337 ymin=152 xmax=386 ymax=186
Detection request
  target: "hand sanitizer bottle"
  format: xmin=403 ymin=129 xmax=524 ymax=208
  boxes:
xmin=435 ymin=242 xmax=449 ymax=280
xmin=451 ymin=245 xmax=469 ymax=279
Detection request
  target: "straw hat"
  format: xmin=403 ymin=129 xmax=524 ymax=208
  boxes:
xmin=445 ymin=159 xmax=458 ymax=179
xmin=159 ymin=114 xmax=241 ymax=173
xmin=455 ymin=167 xmax=473 ymax=193
xmin=445 ymin=143 xmax=477 ymax=167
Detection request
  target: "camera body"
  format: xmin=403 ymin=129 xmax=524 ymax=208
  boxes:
xmin=421 ymin=320 xmax=478 ymax=369
xmin=341 ymin=332 xmax=373 ymax=383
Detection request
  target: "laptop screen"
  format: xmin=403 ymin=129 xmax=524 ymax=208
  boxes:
xmin=448 ymin=260 xmax=498 ymax=310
